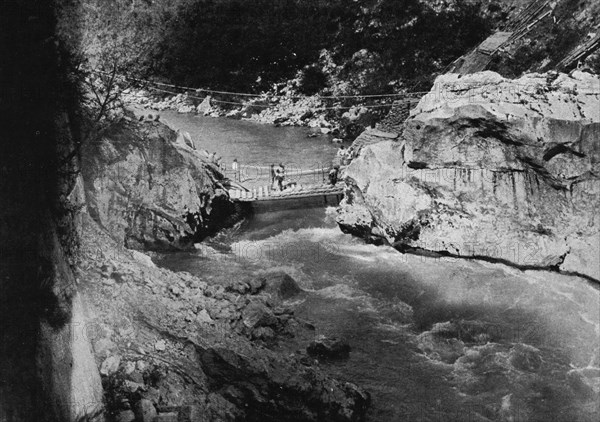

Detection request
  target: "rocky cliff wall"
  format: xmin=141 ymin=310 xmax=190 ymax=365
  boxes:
xmin=82 ymin=118 xmax=241 ymax=251
xmin=337 ymin=70 xmax=600 ymax=280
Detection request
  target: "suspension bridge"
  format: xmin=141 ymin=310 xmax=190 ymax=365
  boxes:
xmin=223 ymin=164 xmax=345 ymax=212
xmin=228 ymin=182 xmax=344 ymax=212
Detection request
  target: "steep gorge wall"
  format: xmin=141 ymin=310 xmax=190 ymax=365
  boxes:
xmin=338 ymin=70 xmax=600 ymax=280
xmin=1 ymin=1 xmax=104 ymax=420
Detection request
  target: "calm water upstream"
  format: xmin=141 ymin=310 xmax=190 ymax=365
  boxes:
xmin=151 ymin=110 xmax=600 ymax=422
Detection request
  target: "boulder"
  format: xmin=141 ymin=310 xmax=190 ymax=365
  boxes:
xmin=115 ymin=410 xmax=136 ymax=422
xmin=99 ymin=355 xmax=121 ymax=376
xmin=259 ymin=272 xmax=303 ymax=300
xmin=178 ymin=405 xmax=202 ymax=422
xmin=81 ymin=119 xmax=240 ymax=251
xmin=338 ymin=71 xmax=600 ymax=280
xmin=340 ymin=106 xmax=375 ymax=140
xmin=196 ymin=309 xmax=214 ymax=324
xmin=247 ymin=277 xmax=265 ymax=294
xmin=177 ymin=105 xmax=195 ymax=114
xmin=134 ymin=399 xmax=157 ymax=422
xmin=241 ymin=100 xmax=269 ymax=118
xmin=174 ymin=130 xmax=195 ymax=150
xmin=307 ymin=336 xmax=351 ymax=359
xmin=196 ymin=96 xmax=212 ymax=115
xmin=93 ymin=338 xmax=117 ymax=358
xmin=154 ymin=340 xmax=166 ymax=351
xmin=198 ymin=347 xmax=370 ymax=420
xmin=154 ymin=413 xmax=178 ymax=422
xmin=123 ymin=380 xmax=145 ymax=393
xmin=226 ymin=109 xmax=242 ymax=119
xmin=252 ymin=326 xmax=275 ymax=340
xmin=242 ymin=302 xmax=277 ymax=329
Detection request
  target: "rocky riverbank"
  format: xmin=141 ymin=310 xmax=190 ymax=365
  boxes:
xmin=122 ymin=89 xmax=379 ymax=141
xmin=78 ymin=116 xmax=370 ymax=421
xmin=78 ymin=214 xmax=369 ymax=422
xmin=337 ymin=70 xmax=600 ymax=281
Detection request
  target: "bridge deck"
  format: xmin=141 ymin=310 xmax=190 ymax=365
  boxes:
xmin=229 ymin=183 xmax=343 ymax=212
xmin=230 ymin=183 xmax=343 ymax=202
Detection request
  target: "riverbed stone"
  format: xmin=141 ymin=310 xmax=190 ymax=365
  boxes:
xmin=154 ymin=412 xmax=178 ymax=422
xmin=242 ymin=302 xmax=277 ymax=328
xmin=135 ymin=399 xmax=157 ymax=422
xmin=115 ymin=410 xmax=136 ymax=422
xmin=100 ymin=355 xmax=121 ymax=376
xmin=307 ymin=337 xmax=351 ymax=359
xmin=196 ymin=309 xmax=214 ymax=324
xmin=260 ymin=272 xmax=303 ymax=300
xmin=178 ymin=405 xmax=202 ymax=422
xmin=154 ymin=340 xmax=166 ymax=351
xmin=93 ymin=338 xmax=117 ymax=358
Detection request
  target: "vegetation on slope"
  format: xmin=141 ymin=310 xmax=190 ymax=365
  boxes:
xmin=80 ymin=0 xmax=503 ymax=94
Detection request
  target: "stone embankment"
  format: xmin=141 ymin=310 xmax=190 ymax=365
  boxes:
xmin=337 ymin=70 xmax=600 ymax=280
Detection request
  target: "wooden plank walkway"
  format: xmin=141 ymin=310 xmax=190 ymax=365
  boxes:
xmin=230 ymin=183 xmax=343 ymax=202
xmin=229 ymin=182 xmax=345 ymax=212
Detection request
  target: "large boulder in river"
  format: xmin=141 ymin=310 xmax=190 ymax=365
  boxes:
xmin=196 ymin=95 xmax=213 ymax=115
xmin=337 ymin=71 xmax=600 ymax=280
xmin=260 ymin=272 xmax=303 ymax=300
xmin=82 ymin=118 xmax=241 ymax=251
xmin=307 ymin=336 xmax=351 ymax=360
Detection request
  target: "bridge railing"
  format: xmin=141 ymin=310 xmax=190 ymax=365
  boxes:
xmin=222 ymin=165 xmax=329 ymax=184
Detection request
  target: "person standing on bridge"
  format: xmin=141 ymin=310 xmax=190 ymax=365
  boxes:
xmin=270 ymin=164 xmax=276 ymax=189
xmin=232 ymin=158 xmax=240 ymax=181
xmin=328 ymin=166 xmax=339 ymax=185
xmin=335 ymin=145 xmax=347 ymax=167
xmin=275 ymin=163 xmax=285 ymax=191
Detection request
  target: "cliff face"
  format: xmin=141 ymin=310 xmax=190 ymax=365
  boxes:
xmin=1 ymin=1 xmax=106 ymax=420
xmin=338 ymin=70 xmax=600 ymax=280
xmin=82 ymin=118 xmax=240 ymax=251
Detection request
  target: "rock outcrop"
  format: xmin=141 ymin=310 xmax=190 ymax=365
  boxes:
xmin=82 ymin=117 xmax=241 ymax=251
xmin=337 ymin=70 xmax=600 ymax=280
xmin=79 ymin=214 xmax=370 ymax=421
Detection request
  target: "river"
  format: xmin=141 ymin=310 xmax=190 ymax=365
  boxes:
xmin=150 ymin=110 xmax=600 ymax=422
